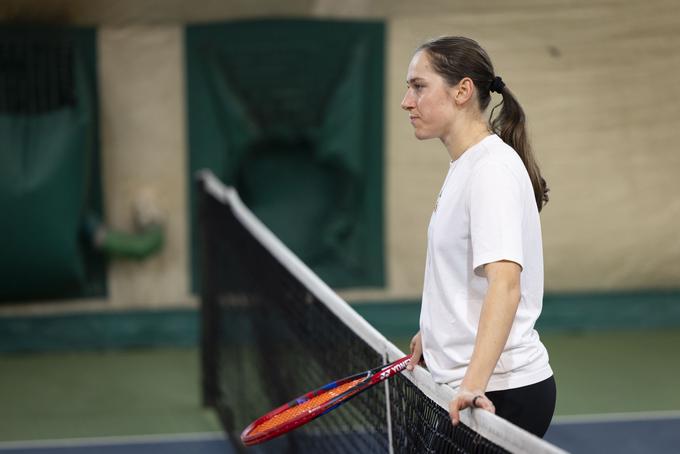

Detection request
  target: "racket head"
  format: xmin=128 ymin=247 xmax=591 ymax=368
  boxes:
xmin=240 ymin=355 xmax=411 ymax=446
xmin=240 ymin=370 xmax=370 ymax=446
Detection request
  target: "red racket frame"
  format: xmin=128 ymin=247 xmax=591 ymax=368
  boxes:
xmin=240 ymin=354 xmax=412 ymax=446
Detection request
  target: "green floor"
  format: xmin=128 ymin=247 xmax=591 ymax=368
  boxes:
xmin=394 ymin=329 xmax=680 ymax=417
xmin=0 ymin=349 xmax=220 ymax=442
xmin=543 ymin=329 xmax=680 ymax=416
xmin=1 ymin=329 xmax=679 ymax=442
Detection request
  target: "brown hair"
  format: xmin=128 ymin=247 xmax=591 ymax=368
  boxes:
xmin=417 ymin=36 xmax=549 ymax=211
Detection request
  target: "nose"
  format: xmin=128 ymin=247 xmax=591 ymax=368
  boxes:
xmin=401 ymin=90 xmax=414 ymax=111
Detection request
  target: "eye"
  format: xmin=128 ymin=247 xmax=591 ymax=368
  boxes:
xmin=406 ymin=81 xmax=425 ymax=92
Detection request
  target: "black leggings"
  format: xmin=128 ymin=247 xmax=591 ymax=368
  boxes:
xmin=485 ymin=376 xmax=556 ymax=438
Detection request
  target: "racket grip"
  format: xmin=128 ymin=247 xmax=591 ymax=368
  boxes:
xmin=376 ymin=355 xmax=412 ymax=381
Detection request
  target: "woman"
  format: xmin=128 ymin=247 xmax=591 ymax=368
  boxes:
xmin=402 ymin=36 xmax=556 ymax=438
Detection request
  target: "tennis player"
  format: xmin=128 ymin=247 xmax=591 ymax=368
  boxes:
xmin=403 ymin=36 xmax=556 ymax=437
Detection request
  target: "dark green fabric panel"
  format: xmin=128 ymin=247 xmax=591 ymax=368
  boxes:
xmin=0 ymin=310 xmax=199 ymax=353
xmin=0 ymin=27 xmax=105 ymax=302
xmin=353 ymin=290 xmax=680 ymax=335
xmin=186 ymin=20 xmax=385 ymax=290
xmin=539 ymin=290 xmax=680 ymax=331
xmin=2 ymin=291 xmax=680 ymax=352
xmin=0 ymin=109 xmax=87 ymax=296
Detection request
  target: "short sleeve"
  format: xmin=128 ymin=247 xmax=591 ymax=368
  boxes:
xmin=469 ymin=161 xmax=524 ymax=276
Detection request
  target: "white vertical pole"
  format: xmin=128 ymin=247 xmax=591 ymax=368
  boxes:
xmin=384 ymin=351 xmax=395 ymax=454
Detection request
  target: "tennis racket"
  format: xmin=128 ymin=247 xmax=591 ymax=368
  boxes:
xmin=240 ymin=354 xmax=412 ymax=446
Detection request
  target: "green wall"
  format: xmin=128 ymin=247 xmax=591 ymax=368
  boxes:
xmin=186 ymin=19 xmax=385 ymax=291
xmin=0 ymin=26 xmax=105 ymax=302
xmin=3 ymin=291 xmax=680 ymax=352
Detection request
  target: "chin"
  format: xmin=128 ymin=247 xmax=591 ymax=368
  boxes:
xmin=414 ymin=129 xmax=434 ymax=140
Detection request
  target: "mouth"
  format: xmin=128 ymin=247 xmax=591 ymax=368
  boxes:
xmin=409 ymin=116 xmax=419 ymax=124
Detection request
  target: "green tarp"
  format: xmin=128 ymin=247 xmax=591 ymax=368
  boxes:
xmin=0 ymin=28 xmax=104 ymax=302
xmin=187 ymin=20 xmax=385 ymax=289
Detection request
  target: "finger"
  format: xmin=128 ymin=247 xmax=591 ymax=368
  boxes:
xmin=449 ymin=399 xmax=465 ymax=425
xmin=474 ymin=395 xmax=495 ymax=412
xmin=409 ymin=333 xmax=419 ymax=353
xmin=407 ymin=351 xmax=421 ymax=370
xmin=407 ymin=344 xmax=422 ymax=371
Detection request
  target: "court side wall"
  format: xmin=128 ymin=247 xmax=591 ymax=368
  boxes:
xmin=0 ymin=1 xmax=679 ymax=317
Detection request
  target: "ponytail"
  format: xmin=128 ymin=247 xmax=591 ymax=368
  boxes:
xmin=490 ymin=88 xmax=549 ymax=212
xmin=417 ymin=36 xmax=550 ymax=212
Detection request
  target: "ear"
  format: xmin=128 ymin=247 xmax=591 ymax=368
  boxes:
xmin=453 ymin=77 xmax=475 ymax=105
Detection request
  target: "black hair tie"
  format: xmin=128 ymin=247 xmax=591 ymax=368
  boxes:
xmin=489 ymin=76 xmax=505 ymax=94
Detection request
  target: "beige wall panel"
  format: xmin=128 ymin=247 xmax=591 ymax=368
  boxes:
xmin=3 ymin=0 xmax=670 ymax=25
xmin=99 ymin=26 xmax=190 ymax=307
xmin=386 ymin=3 xmax=680 ymax=295
xmin=385 ymin=23 xmax=447 ymax=299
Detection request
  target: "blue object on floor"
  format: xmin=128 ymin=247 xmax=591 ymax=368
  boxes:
xmin=545 ymin=416 xmax=680 ymax=454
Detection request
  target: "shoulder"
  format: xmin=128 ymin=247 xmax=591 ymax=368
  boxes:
xmin=470 ymin=136 xmax=526 ymax=185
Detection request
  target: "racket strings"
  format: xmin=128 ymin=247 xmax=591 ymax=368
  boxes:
xmin=249 ymin=377 xmax=366 ymax=436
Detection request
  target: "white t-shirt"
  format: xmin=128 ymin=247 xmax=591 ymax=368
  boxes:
xmin=419 ymin=134 xmax=553 ymax=391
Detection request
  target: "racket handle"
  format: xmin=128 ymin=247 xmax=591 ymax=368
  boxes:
xmin=374 ymin=355 xmax=412 ymax=383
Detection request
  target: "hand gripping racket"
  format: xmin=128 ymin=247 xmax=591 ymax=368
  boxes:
xmin=240 ymin=354 xmax=412 ymax=446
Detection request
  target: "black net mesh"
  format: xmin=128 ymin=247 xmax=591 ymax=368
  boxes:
xmin=0 ymin=31 xmax=75 ymax=114
xmin=198 ymin=174 xmax=553 ymax=454
xmin=389 ymin=376 xmax=509 ymax=453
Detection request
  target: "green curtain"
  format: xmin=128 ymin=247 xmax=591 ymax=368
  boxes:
xmin=187 ymin=20 xmax=384 ymax=289
xmin=0 ymin=28 xmax=104 ymax=302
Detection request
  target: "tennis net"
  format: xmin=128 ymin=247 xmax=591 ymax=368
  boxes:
xmin=197 ymin=170 xmax=567 ymax=454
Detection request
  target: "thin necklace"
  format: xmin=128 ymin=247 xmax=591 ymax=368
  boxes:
xmin=434 ymin=160 xmax=456 ymax=213
xmin=436 ymin=128 xmax=491 ymax=212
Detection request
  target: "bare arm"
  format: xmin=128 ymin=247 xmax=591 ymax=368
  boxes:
xmin=450 ymin=259 xmax=522 ymax=424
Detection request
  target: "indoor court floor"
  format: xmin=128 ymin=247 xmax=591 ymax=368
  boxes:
xmin=1 ymin=329 xmax=679 ymax=453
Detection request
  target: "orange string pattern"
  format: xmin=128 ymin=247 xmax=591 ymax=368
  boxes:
xmin=249 ymin=378 xmax=365 ymax=436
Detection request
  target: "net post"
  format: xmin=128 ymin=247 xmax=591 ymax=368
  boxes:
xmin=383 ymin=350 xmax=395 ymax=454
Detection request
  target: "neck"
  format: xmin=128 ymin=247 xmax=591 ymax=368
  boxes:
xmin=442 ymin=119 xmax=491 ymax=161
